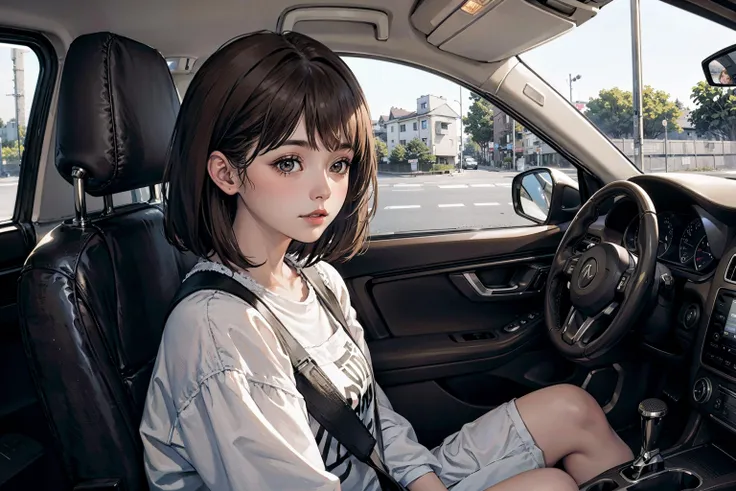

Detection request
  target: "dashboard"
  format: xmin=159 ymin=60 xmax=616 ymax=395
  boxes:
xmin=595 ymin=173 xmax=735 ymax=278
xmin=587 ymin=172 xmax=736 ymax=436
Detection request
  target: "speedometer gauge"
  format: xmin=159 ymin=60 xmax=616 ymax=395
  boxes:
xmin=679 ymin=218 xmax=706 ymax=265
xmin=694 ymin=236 xmax=714 ymax=271
xmin=624 ymin=213 xmax=674 ymax=258
xmin=657 ymin=214 xmax=674 ymax=257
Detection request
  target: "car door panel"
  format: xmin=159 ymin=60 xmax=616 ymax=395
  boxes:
xmin=334 ymin=225 xmax=586 ymax=448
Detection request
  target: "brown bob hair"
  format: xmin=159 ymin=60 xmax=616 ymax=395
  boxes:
xmin=163 ymin=30 xmax=377 ymax=270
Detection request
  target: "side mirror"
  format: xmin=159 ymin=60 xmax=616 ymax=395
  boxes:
xmin=702 ymin=44 xmax=736 ymax=87
xmin=512 ymin=168 xmax=580 ymax=225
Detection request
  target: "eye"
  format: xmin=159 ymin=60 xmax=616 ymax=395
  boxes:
xmin=330 ymin=159 xmax=351 ymax=175
xmin=271 ymin=157 xmax=303 ymax=175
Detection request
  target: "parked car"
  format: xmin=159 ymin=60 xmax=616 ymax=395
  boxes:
xmin=463 ymin=157 xmax=478 ymax=169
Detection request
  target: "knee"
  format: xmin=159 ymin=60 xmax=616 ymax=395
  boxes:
xmin=530 ymin=468 xmax=578 ymax=491
xmin=553 ymin=384 xmax=606 ymax=431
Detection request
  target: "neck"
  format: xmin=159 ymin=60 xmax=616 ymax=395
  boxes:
xmin=230 ymin=202 xmax=294 ymax=290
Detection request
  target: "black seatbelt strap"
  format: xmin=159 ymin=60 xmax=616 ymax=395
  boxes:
xmin=167 ymin=269 xmax=407 ymax=491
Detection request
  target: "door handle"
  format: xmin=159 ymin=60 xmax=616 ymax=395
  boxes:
xmin=461 ymin=272 xmax=520 ymax=297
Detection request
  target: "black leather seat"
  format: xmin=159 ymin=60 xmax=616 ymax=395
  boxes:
xmin=18 ymin=32 xmax=196 ymax=490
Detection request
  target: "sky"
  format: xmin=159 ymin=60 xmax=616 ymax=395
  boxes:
xmin=342 ymin=0 xmax=736 ymax=123
xmin=1 ymin=0 xmax=736 ymax=126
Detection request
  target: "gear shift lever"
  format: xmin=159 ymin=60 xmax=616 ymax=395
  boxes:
xmin=622 ymin=398 xmax=668 ymax=481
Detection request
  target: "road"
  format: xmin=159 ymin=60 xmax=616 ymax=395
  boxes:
xmin=369 ymin=170 xmax=541 ymax=235
xmin=0 ymin=168 xmax=574 ymax=230
xmin=0 ymin=170 xmax=567 ymax=230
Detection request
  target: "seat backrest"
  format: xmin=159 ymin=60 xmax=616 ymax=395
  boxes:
xmin=18 ymin=32 xmax=196 ymax=490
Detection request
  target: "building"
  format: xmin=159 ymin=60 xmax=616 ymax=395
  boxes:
xmin=0 ymin=120 xmax=20 ymax=143
xmin=492 ymin=108 xmax=523 ymax=167
xmin=373 ymin=115 xmax=389 ymax=143
xmin=381 ymin=95 xmax=460 ymax=166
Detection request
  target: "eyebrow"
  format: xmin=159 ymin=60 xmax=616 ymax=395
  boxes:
xmin=282 ymin=139 xmax=352 ymax=151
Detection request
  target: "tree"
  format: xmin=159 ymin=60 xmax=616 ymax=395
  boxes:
xmin=389 ymin=144 xmax=407 ymax=165
xmin=463 ymin=94 xmax=493 ymax=162
xmin=375 ymin=138 xmax=388 ymax=162
xmin=688 ymin=81 xmax=736 ymax=140
xmin=586 ymin=86 xmax=681 ymax=138
xmin=585 ymin=88 xmax=634 ymax=138
xmin=405 ymin=138 xmax=434 ymax=166
xmin=464 ymin=140 xmax=480 ymax=156
xmin=642 ymin=86 xmax=681 ymax=138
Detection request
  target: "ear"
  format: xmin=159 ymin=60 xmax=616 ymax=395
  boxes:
xmin=207 ymin=151 xmax=240 ymax=196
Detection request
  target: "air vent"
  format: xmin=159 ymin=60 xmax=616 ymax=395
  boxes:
xmin=726 ymin=255 xmax=736 ymax=284
xmin=576 ymin=234 xmax=600 ymax=253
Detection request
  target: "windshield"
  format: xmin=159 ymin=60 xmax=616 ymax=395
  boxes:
xmin=521 ymin=0 xmax=736 ymax=178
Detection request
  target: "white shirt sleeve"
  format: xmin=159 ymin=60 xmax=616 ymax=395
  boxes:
xmin=142 ymin=291 xmax=343 ymax=491
xmin=174 ymin=368 xmax=342 ymax=491
xmin=317 ymin=263 xmax=443 ymax=487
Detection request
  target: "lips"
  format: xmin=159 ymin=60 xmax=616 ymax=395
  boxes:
xmin=300 ymin=209 xmax=328 ymax=218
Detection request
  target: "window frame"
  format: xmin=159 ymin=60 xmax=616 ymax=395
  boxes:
xmin=0 ymin=28 xmax=57 ymax=226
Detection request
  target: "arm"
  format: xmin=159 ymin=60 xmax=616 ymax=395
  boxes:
xmin=376 ymin=384 xmax=447 ymax=491
xmin=175 ymin=368 xmax=341 ymax=491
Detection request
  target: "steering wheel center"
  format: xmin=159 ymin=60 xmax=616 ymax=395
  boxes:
xmin=570 ymin=242 xmax=630 ymax=317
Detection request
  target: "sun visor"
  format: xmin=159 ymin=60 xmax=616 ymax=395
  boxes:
xmin=411 ymin=0 xmax=607 ymax=62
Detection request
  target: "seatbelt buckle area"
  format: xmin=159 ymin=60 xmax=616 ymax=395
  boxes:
xmin=295 ymin=357 xmax=311 ymax=373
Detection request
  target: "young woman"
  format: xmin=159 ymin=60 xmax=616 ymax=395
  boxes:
xmin=140 ymin=30 xmax=634 ymax=491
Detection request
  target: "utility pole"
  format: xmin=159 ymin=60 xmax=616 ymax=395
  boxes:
xmin=630 ymin=0 xmax=644 ymax=169
xmin=511 ymin=117 xmax=516 ymax=170
xmin=568 ymin=73 xmax=581 ymax=102
xmin=459 ymin=86 xmax=463 ymax=169
xmin=8 ymin=49 xmax=25 ymax=162
xmin=662 ymin=119 xmax=668 ymax=172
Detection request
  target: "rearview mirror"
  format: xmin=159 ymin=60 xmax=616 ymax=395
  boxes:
xmin=702 ymin=44 xmax=736 ymax=86
xmin=512 ymin=168 xmax=580 ymax=225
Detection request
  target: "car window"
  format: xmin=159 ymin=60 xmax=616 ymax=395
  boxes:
xmin=522 ymin=0 xmax=736 ymax=176
xmin=0 ymin=43 xmax=39 ymax=221
xmin=343 ymin=56 xmax=573 ymax=237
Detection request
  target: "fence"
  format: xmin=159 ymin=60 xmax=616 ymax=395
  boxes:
xmin=610 ymin=138 xmax=736 ymax=173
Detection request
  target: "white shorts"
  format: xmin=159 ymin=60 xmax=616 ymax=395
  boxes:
xmin=431 ymin=399 xmax=546 ymax=490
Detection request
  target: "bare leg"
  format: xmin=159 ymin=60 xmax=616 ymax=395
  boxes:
xmin=516 ymin=384 xmax=634 ymax=485
xmin=482 ymin=468 xmax=578 ymax=491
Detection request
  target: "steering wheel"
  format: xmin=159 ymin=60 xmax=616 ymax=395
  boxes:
xmin=544 ymin=180 xmax=659 ymax=362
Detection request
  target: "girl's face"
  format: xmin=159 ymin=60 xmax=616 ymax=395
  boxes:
xmin=230 ymin=118 xmax=353 ymax=245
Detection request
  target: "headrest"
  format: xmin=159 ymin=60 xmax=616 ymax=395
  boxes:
xmin=56 ymin=32 xmax=180 ymax=197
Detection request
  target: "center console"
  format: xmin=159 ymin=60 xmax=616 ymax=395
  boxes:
xmin=579 ymin=398 xmax=736 ymax=491
xmin=693 ymin=288 xmax=736 ymax=435
xmin=579 ymin=280 xmax=736 ymax=490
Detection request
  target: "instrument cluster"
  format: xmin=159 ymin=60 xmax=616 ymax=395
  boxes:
xmin=623 ymin=211 xmax=715 ymax=273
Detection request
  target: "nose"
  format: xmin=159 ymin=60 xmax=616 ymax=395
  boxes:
xmin=309 ymin=169 xmax=332 ymax=202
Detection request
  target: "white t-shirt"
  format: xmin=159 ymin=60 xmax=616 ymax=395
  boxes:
xmin=140 ymin=259 xmax=442 ymax=490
